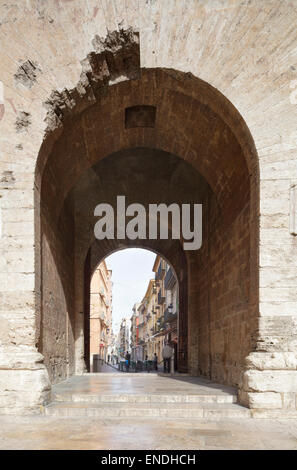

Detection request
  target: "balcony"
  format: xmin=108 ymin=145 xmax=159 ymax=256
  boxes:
xmin=164 ymin=306 xmax=177 ymax=324
xmin=99 ymin=311 xmax=106 ymax=322
xmin=150 ymin=321 xmax=160 ymax=334
xmin=164 ymin=267 xmax=176 ymax=290
xmin=158 ymin=290 xmax=165 ymax=305
xmin=155 ymin=261 xmax=166 ymax=281
xmin=156 ymin=317 xmax=165 ymax=332
xmin=100 ymin=331 xmax=106 ymax=341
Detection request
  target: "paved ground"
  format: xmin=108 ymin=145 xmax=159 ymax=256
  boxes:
xmin=0 ymin=414 xmax=296 ymax=450
xmin=99 ymin=362 xmax=121 ymax=373
xmin=52 ymin=374 xmax=237 ymax=399
xmin=0 ymin=374 xmax=296 ymax=450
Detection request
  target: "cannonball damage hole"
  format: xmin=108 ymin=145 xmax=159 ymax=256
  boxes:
xmin=125 ymin=105 xmax=156 ymax=129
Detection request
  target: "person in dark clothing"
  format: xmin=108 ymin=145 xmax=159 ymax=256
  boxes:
xmin=145 ymin=354 xmax=150 ymax=373
xmin=125 ymin=351 xmax=131 ymax=372
xmin=153 ymin=353 xmax=158 ymax=371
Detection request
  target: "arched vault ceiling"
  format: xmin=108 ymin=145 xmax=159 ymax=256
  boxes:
xmin=40 ymin=68 xmax=252 ymax=225
xmin=66 ymin=148 xmax=211 ymax=267
xmin=0 ymin=0 xmax=296 ymax=175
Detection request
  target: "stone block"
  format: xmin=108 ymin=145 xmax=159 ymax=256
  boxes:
xmin=0 ymin=368 xmax=51 ymax=413
xmin=239 ymin=391 xmax=282 ymax=409
xmin=242 ymin=370 xmax=297 ymax=393
xmin=246 ymin=352 xmax=297 ymax=370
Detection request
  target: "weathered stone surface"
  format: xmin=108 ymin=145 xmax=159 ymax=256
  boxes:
xmin=0 ymin=349 xmax=44 ymax=370
xmin=246 ymin=352 xmax=297 ymax=370
xmin=15 ymin=111 xmax=31 ymax=133
xmin=0 ymin=0 xmax=296 ymax=415
xmin=243 ymin=370 xmax=297 ymax=393
xmin=43 ymin=27 xmax=140 ymax=134
xmin=0 ymin=368 xmax=50 ymax=414
xmin=14 ymin=60 xmax=42 ymax=89
xmin=240 ymin=391 xmax=283 ymax=409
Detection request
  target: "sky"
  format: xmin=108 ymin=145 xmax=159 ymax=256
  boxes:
xmin=104 ymin=248 xmax=156 ymax=336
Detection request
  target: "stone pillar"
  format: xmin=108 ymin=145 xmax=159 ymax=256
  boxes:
xmin=0 ymin=184 xmax=51 ymax=413
xmin=239 ymin=174 xmax=297 ymax=414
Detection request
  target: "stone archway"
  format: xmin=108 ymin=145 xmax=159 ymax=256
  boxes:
xmin=84 ymin=245 xmax=186 ymax=373
xmin=34 ymin=29 xmax=259 ymax=406
xmin=70 ymin=147 xmax=208 ymax=376
xmin=0 ymin=2 xmax=296 ymax=417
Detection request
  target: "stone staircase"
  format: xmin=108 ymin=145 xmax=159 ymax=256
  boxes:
xmin=44 ymin=374 xmax=251 ymax=418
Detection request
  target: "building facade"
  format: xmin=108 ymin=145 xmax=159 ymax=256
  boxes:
xmin=137 ymin=280 xmax=154 ymax=361
xmin=131 ymin=257 xmax=179 ymax=368
xmin=107 ymin=330 xmax=117 ymax=364
xmin=130 ymin=303 xmax=140 ymax=362
xmin=117 ymin=318 xmax=130 ymax=359
xmin=89 ymin=261 xmax=113 ymax=370
xmin=153 ymin=256 xmax=178 ymax=366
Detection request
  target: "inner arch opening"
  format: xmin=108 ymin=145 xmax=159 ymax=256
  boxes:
xmin=35 ymin=66 xmax=259 ymax=402
xmin=88 ymin=248 xmax=180 ymax=374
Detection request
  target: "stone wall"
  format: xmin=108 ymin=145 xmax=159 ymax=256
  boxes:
xmin=208 ymin=201 xmax=254 ymax=387
xmin=38 ymin=204 xmax=75 ymax=383
xmin=0 ymin=0 xmax=296 ymax=415
xmin=188 ymin=183 xmax=256 ymax=389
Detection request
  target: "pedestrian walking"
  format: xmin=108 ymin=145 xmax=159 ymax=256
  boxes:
xmin=125 ymin=351 xmax=131 ymax=372
xmin=145 ymin=354 xmax=150 ymax=373
xmin=153 ymin=353 xmax=158 ymax=371
xmin=162 ymin=342 xmax=173 ymax=373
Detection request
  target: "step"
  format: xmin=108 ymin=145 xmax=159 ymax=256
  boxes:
xmin=84 ymin=373 xmax=190 ymax=377
xmin=45 ymin=401 xmax=250 ymax=418
xmin=53 ymin=392 xmax=237 ymax=404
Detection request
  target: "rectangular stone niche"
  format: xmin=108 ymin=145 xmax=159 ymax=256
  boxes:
xmin=125 ymin=105 xmax=156 ymax=129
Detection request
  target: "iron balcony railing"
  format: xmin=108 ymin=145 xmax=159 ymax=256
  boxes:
xmin=158 ymin=289 xmax=165 ymax=305
xmin=164 ymin=306 xmax=177 ymax=324
xmin=155 ymin=261 xmax=166 ymax=281
xmin=164 ymin=267 xmax=176 ymax=290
